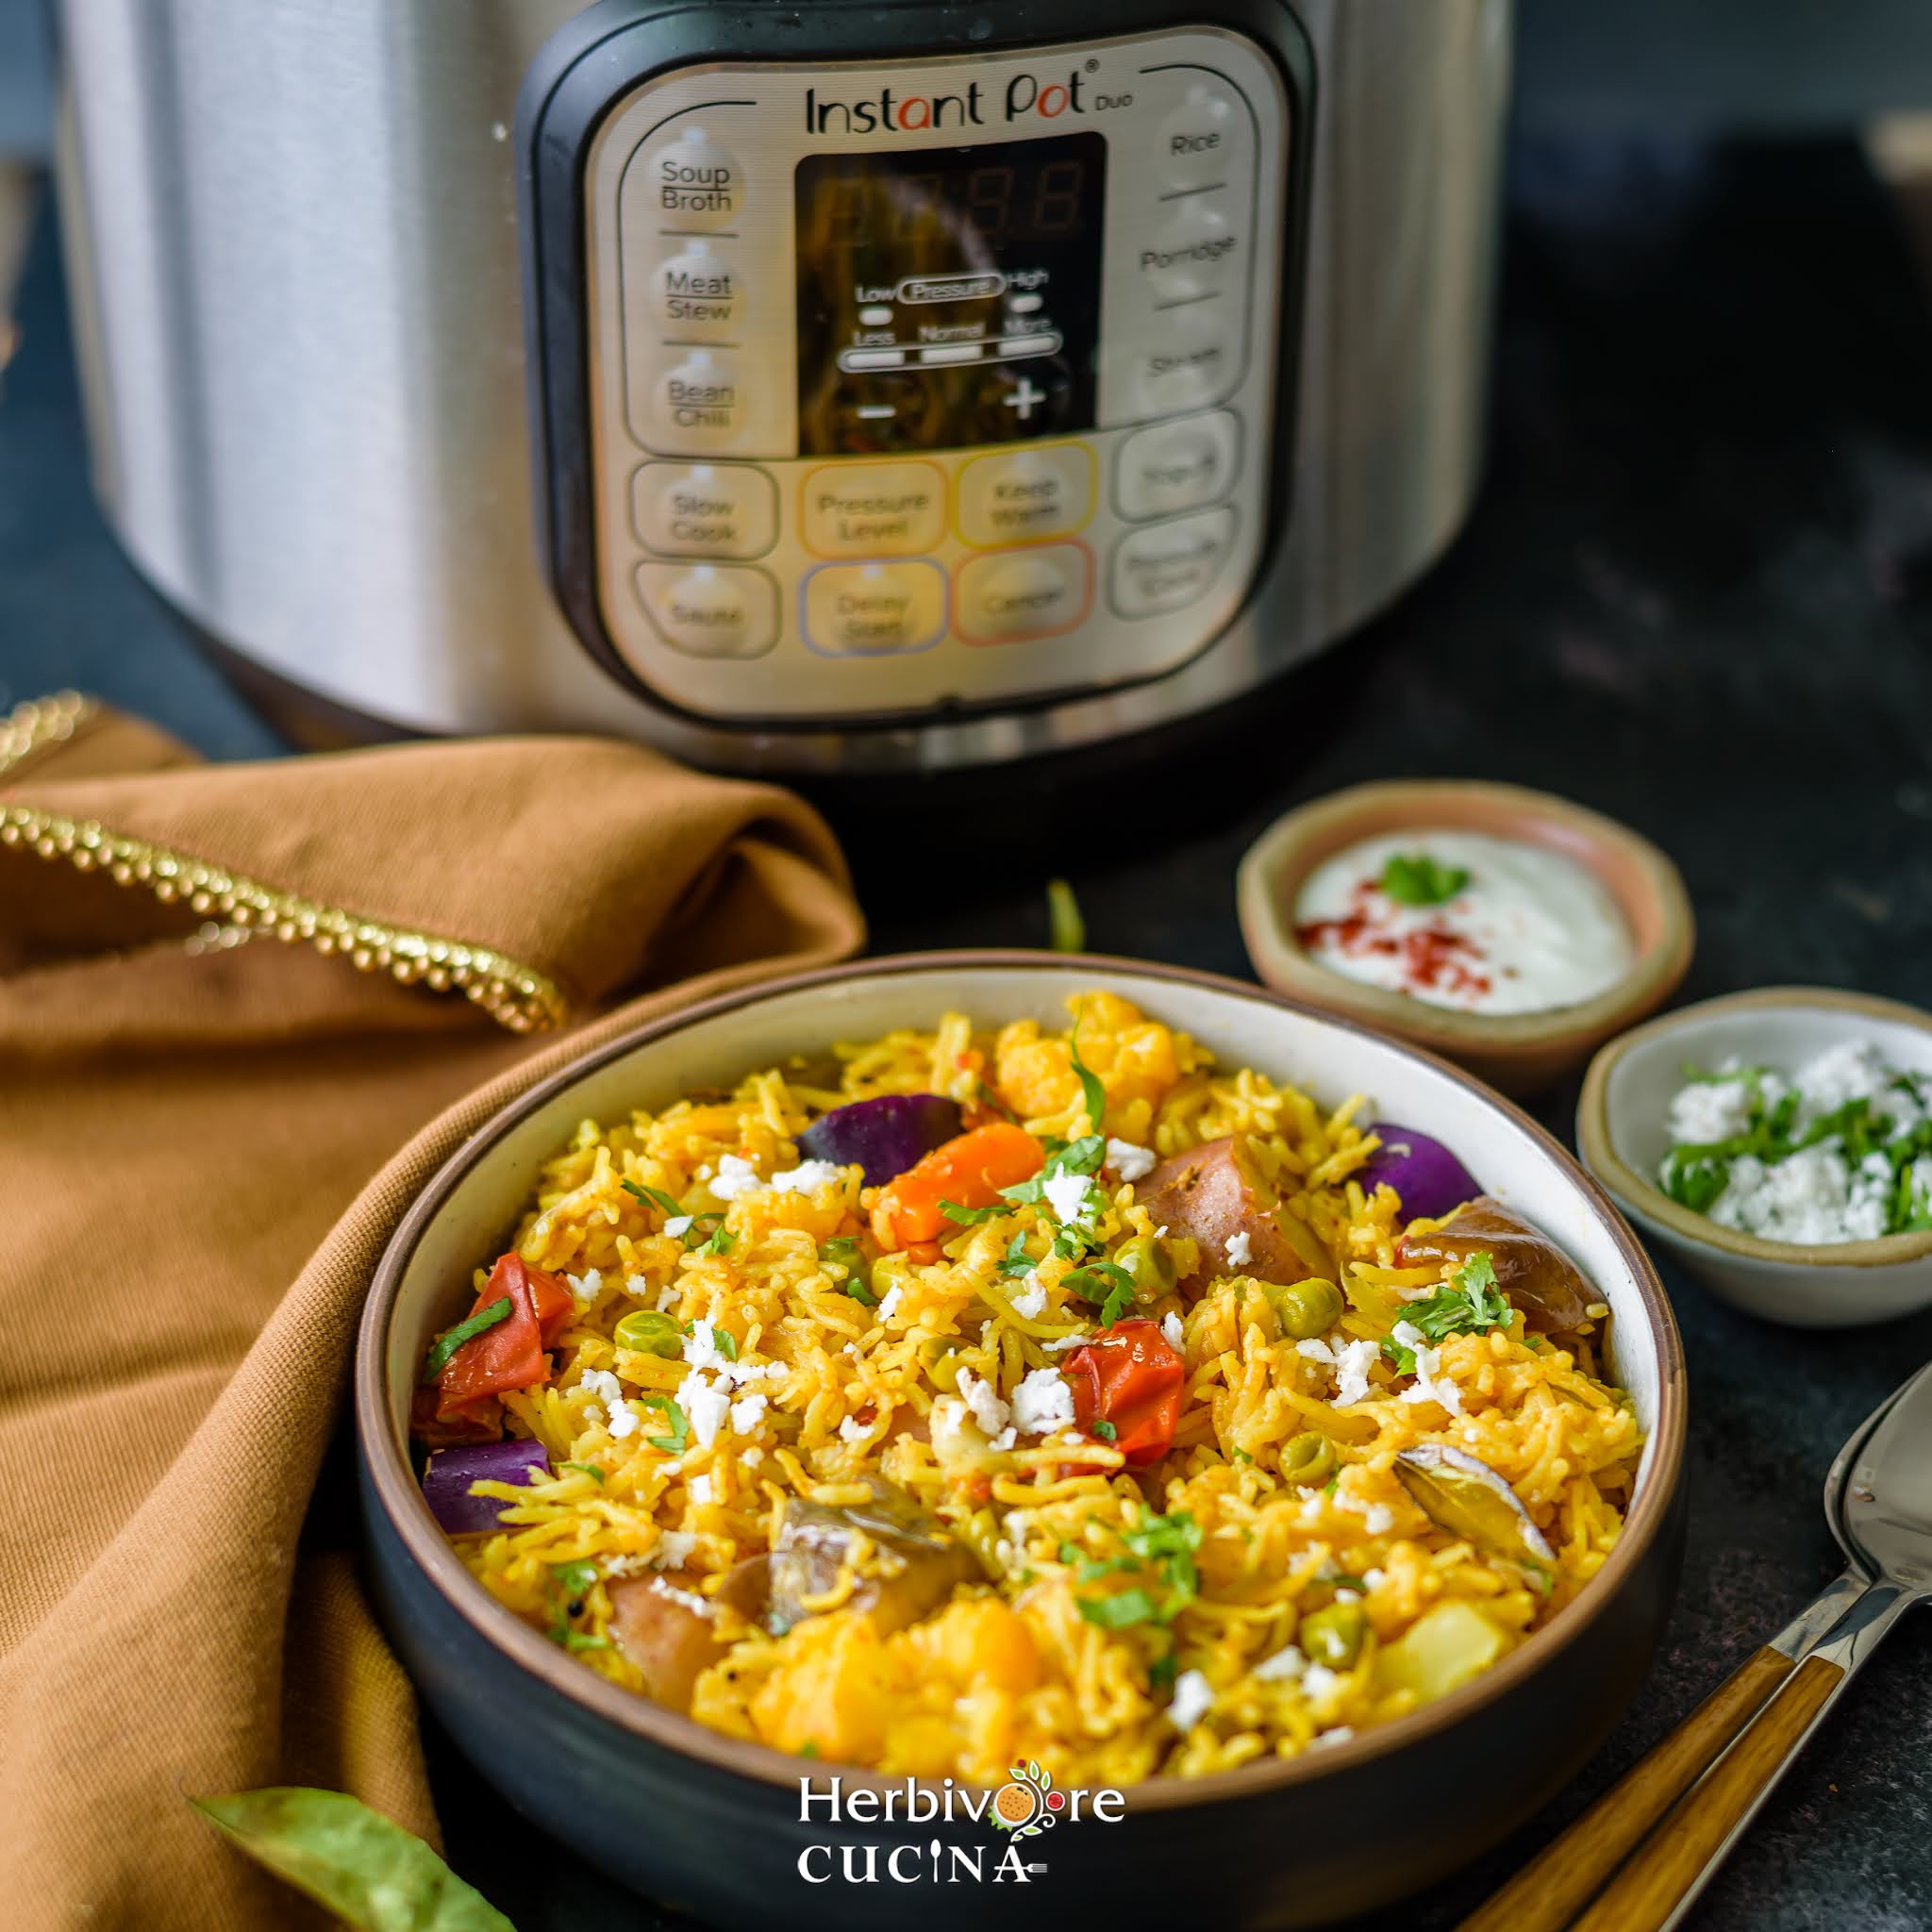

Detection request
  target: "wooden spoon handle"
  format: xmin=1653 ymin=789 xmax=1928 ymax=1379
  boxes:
xmin=1569 ymin=1653 xmax=1844 ymax=1932
xmin=1455 ymin=1646 xmax=1795 ymax=1932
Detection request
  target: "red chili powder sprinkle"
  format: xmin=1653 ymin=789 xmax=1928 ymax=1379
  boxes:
xmin=1294 ymin=876 xmax=1493 ymax=1001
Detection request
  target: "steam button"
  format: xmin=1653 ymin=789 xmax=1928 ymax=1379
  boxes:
xmin=637 ymin=126 xmax=742 ymax=228
xmin=634 ymin=563 xmax=778 ymax=658
xmin=1134 ymin=306 xmax=1238 ymax=417
xmin=1156 ymin=86 xmax=1241 ymax=192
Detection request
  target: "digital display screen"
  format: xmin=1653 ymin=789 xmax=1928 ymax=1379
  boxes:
xmin=795 ymin=134 xmax=1106 ymax=457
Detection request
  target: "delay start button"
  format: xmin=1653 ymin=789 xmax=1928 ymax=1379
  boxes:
xmin=804 ymin=560 xmax=947 ymax=657
xmin=803 ymin=462 xmax=946 ymax=558
xmin=1110 ymin=508 xmax=1236 ymax=618
xmin=633 ymin=462 xmax=776 ymax=558
xmin=957 ymin=544 xmax=1091 ymax=644
xmin=633 ymin=562 xmax=778 ymax=658
xmin=957 ymin=445 xmax=1093 ymax=548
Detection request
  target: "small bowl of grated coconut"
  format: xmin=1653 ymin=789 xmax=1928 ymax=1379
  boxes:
xmin=1578 ymin=987 xmax=1932 ymax=1326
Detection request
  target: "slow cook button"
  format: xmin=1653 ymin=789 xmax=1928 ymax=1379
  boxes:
xmin=634 ymin=562 xmax=777 ymax=658
xmin=1138 ymin=204 xmax=1240 ymax=304
xmin=1135 ymin=308 xmax=1239 ymax=417
xmin=956 ymin=444 xmax=1093 ymax=548
xmin=649 ymin=351 xmax=746 ymax=450
xmin=956 ymin=544 xmax=1091 ymax=644
xmin=1115 ymin=411 xmax=1240 ymax=521
xmin=802 ymin=462 xmax=946 ymax=558
xmin=804 ymin=560 xmax=946 ymax=656
xmin=650 ymin=242 xmax=741 ymax=337
xmin=632 ymin=462 xmax=776 ymax=558
xmin=636 ymin=126 xmax=742 ymax=228
xmin=1156 ymin=85 xmax=1242 ymax=192
xmin=1111 ymin=508 xmax=1236 ymax=617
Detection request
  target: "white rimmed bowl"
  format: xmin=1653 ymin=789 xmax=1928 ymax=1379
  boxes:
xmin=1578 ymin=987 xmax=1932 ymax=1328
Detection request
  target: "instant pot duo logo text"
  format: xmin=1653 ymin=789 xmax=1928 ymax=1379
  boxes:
xmin=804 ymin=66 xmax=1103 ymax=135
xmin=796 ymin=1761 xmax=1124 ymax=1885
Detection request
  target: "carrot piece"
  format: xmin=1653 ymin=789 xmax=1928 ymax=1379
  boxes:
xmin=869 ymin=1121 xmax=1044 ymax=1251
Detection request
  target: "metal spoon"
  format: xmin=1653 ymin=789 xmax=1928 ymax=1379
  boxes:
xmin=1460 ymin=1360 xmax=1932 ymax=1932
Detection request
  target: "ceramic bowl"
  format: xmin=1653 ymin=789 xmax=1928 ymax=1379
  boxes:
xmin=357 ymin=953 xmax=1686 ymax=1930
xmin=1237 ymin=780 xmax=1695 ymax=1093
xmin=1578 ymin=987 xmax=1932 ymax=1328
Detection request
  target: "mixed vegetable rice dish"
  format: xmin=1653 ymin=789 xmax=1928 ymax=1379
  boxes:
xmin=414 ymin=991 xmax=1641 ymax=1785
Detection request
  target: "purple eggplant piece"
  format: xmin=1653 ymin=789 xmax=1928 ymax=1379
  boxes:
xmin=1357 ymin=1123 xmax=1481 ymax=1222
xmin=422 ymin=1438 xmax=550 ymax=1535
xmin=795 ymin=1092 xmax=964 ymax=1186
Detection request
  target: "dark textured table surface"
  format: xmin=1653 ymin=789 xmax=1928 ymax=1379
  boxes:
xmin=5 ymin=137 xmax=1931 ymax=1931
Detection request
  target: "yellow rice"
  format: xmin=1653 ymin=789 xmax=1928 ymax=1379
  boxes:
xmin=446 ymin=991 xmax=1640 ymax=1787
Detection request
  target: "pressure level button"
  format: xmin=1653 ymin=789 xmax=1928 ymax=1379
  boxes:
xmin=637 ymin=126 xmax=742 ymax=228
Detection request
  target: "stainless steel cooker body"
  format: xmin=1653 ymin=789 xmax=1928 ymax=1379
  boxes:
xmin=54 ymin=0 xmax=1510 ymax=774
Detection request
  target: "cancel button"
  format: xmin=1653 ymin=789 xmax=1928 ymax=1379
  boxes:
xmin=957 ymin=544 xmax=1091 ymax=644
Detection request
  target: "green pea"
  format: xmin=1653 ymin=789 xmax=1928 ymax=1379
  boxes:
xmin=1299 ymin=1600 xmax=1368 ymax=1670
xmin=920 ymin=1336 xmax=965 ymax=1392
xmin=1278 ymin=1431 xmax=1338 ymax=1489
xmin=612 ymin=1309 xmax=684 ymax=1357
xmin=1265 ymin=1275 xmax=1343 ymax=1341
xmin=1114 ymin=1232 xmax=1178 ymax=1302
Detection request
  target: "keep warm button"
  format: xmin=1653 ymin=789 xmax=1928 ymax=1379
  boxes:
xmin=1110 ymin=508 xmax=1236 ymax=618
xmin=803 ymin=462 xmax=946 ymax=558
xmin=957 ymin=445 xmax=1093 ymax=548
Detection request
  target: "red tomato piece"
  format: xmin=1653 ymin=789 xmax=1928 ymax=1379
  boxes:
xmin=433 ymin=1252 xmax=575 ymax=1426
xmin=1064 ymin=1318 xmax=1187 ymax=1467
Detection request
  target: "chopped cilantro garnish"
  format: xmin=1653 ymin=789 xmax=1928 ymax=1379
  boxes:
xmin=561 ymin=1461 xmax=606 ymax=1485
xmin=1073 ymin=1510 xmax=1202 ymax=1628
xmin=1069 ymin=1012 xmax=1108 ymax=1133
xmin=996 ymin=1232 xmax=1036 ymax=1277
xmin=1076 ymin=1586 xmax=1161 ymax=1630
xmin=798 ymin=1741 xmax=820 ymax=1760
xmin=420 ymin=1296 xmax=512 ymax=1383
xmin=623 ymin=1179 xmax=685 ymax=1217
xmin=1380 ymin=853 xmax=1470 ymax=907
xmin=1047 ymin=877 xmax=1087 ymax=954
xmin=1000 ymin=1135 xmax=1106 ymax=1208
xmin=1398 ymin=1251 xmax=1512 ymax=1343
xmin=709 ymin=1326 xmax=740 ymax=1361
xmin=544 ymin=1558 xmax=605 ymax=1650
xmin=1148 ymin=1652 xmax=1178 ymax=1690
xmin=843 ymin=1279 xmax=878 ymax=1308
xmin=1380 ymin=1336 xmax=1417 ymax=1375
xmin=819 ymin=1234 xmax=863 ymax=1267
xmin=940 ymin=1198 xmax=1008 ymax=1225
xmin=643 ymin=1395 xmax=691 ymax=1455
xmin=697 ymin=1224 xmax=734 ymax=1257
xmin=1091 ymin=1419 xmax=1118 ymax=1442
xmin=1060 ymin=1257 xmax=1135 ymax=1324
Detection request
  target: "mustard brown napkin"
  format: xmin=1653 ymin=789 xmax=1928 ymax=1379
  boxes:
xmin=0 ymin=695 xmax=864 ymax=1930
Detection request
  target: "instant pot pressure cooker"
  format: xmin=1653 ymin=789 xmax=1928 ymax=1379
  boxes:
xmin=55 ymin=1 xmax=1509 ymax=773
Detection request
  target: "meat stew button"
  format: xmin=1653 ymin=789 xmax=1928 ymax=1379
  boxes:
xmin=804 ymin=560 xmax=946 ymax=656
xmin=957 ymin=545 xmax=1090 ymax=643
xmin=1111 ymin=508 xmax=1235 ymax=617
xmin=632 ymin=462 xmax=775 ymax=558
xmin=633 ymin=563 xmax=777 ymax=658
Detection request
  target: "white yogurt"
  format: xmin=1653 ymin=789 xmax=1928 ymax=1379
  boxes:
xmin=1293 ymin=829 xmax=1634 ymax=1016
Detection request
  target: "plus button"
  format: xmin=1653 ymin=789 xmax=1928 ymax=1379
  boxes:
xmin=1003 ymin=376 xmax=1046 ymax=422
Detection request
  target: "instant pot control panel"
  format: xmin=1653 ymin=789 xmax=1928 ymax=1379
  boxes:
xmin=525 ymin=17 xmax=1301 ymax=728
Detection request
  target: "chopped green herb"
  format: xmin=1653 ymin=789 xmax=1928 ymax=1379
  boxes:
xmin=642 ymin=1395 xmax=691 ymax=1456
xmin=551 ymin=1559 xmax=598 ymax=1599
xmin=798 ymin=1741 xmax=820 ymax=1760
xmin=940 ymin=1198 xmax=1008 ymax=1225
xmin=560 ymin=1461 xmax=606 ymax=1485
xmin=1397 ymin=1252 xmax=1512 ymax=1343
xmin=1147 ymin=1652 xmax=1178 ymax=1690
xmin=1380 ymin=853 xmax=1470 ymax=907
xmin=1091 ymin=1419 xmax=1118 ymax=1442
xmin=1069 ymin=1011 xmax=1108 ymax=1134
xmin=996 ymin=1232 xmax=1037 ymax=1277
xmin=623 ymin=1179 xmax=685 ymax=1217
xmin=1058 ymin=1540 xmax=1085 ymax=1565
xmin=419 ymin=1296 xmax=512 ymax=1383
xmin=1074 ymin=1509 xmax=1202 ymax=1628
xmin=819 ymin=1235 xmax=864 ymax=1268
xmin=1046 ymin=877 xmax=1086 ymax=954
xmin=697 ymin=1224 xmax=735 ymax=1257
xmin=709 ymin=1325 xmax=740 ymax=1361
xmin=1060 ymin=1257 xmax=1135 ymax=1323
xmin=1380 ymin=1336 xmax=1417 ymax=1375
xmin=561 ymin=1632 xmax=609 ymax=1653
xmin=843 ymin=1279 xmax=878 ymax=1308
xmin=1230 ymin=1446 xmax=1254 ymax=1464
xmin=1076 ymin=1586 xmax=1161 ymax=1630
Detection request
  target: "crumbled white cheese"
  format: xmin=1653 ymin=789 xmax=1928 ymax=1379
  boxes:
xmin=608 ymin=1403 xmax=641 ymax=1441
xmin=1010 ymin=1366 xmax=1075 ymax=1435
xmin=682 ymin=1318 xmax=739 ymax=1375
xmin=1168 ymin=1669 xmax=1216 ymax=1731
xmin=875 ymin=1284 xmax=905 ymax=1324
xmin=1295 ymin=1336 xmax=1337 ymax=1364
xmin=729 ymin=1391 xmax=768 ymax=1437
xmin=707 ymin=1154 xmax=764 ymax=1200
xmin=651 ymin=1579 xmax=710 ymax=1617
xmin=1010 ymin=1274 xmax=1048 ymax=1321
xmin=1363 ymin=1567 xmax=1387 ymax=1591
xmin=837 ymin=1413 xmax=872 ymax=1443
xmin=1361 ymin=1502 xmax=1395 ymax=1536
xmin=1107 ymin=1138 xmax=1157 ymax=1182
xmin=663 ymin=1214 xmax=694 ymax=1239
xmin=1253 ymin=1644 xmax=1307 ymax=1682
xmin=1391 ymin=1319 xmax=1464 ymax=1417
xmin=1042 ymin=1170 xmax=1098 ymax=1225
xmin=1334 ymin=1587 xmax=1361 ymax=1604
xmin=741 ymin=1446 xmax=764 ymax=1467
xmin=656 ymin=1283 xmax=681 ymax=1312
xmin=676 ymin=1371 xmax=732 ymax=1450
xmin=1311 ymin=1725 xmax=1356 ymax=1749
xmin=1665 ymin=1069 xmax=1766 ymax=1146
xmin=1224 ymin=1228 xmax=1253 ymax=1268
xmin=566 ymin=1268 xmax=603 ymax=1306
xmin=1161 ymin=1310 xmax=1186 ymax=1353
xmin=1041 ymin=1330 xmax=1091 ymax=1352
xmin=957 ymin=1368 xmax=1012 ymax=1439
xmin=768 ymin=1158 xmax=845 ymax=1195
xmin=1712 ymin=1145 xmax=1891 ymax=1245
xmin=651 ymin=1529 xmax=699 ymax=1570
xmin=1300 ymin=1662 xmax=1345 ymax=1704
xmin=988 ymin=1427 xmax=1018 ymax=1452
xmin=580 ymin=1367 xmax=641 ymax=1440
xmin=624 ymin=1272 xmax=652 ymax=1299
xmin=689 ymin=1474 xmax=714 ymax=1506
xmin=1331 ymin=1337 xmax=1382 ymax=1407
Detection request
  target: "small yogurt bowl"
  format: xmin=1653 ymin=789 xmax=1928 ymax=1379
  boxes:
xmin=1238 ymin=780 xmax=1694 ymax=1094
xmin=1578 ymin=987 xmax=1932 ymax=1328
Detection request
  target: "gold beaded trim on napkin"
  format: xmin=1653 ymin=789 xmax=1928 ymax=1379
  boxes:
xmin=0 ymin=691 xmax=569 ymax=1034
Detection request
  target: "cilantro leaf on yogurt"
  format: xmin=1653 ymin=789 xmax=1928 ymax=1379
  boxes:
xmin=1380 ymin=853 xmax=1471 ymax=907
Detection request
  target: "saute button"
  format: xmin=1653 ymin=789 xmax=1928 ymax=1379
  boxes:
xmin=957 ymin=544 xmax=1091 ymax=643
xmin=634 ymin=563 xmax=777 ymax=658
xmin=632 ymin=463 xmax=776 ymax=558
xmin=650 ymin=242 xmax=741 ymax=338
xmin=1115 ymin=411 xmax=1240 ymax=521
xmin=637 ymin=126 xmax=742 ymax=228
xmin=804 ymin=560 xmax=946 ymax=656
xmin=1138 ymin=203 xmax=1240 ymax=304
xmin=1111 ymin=508 xmax=1236 ymax=617
xmin=802 ymin=462 xmax=946 ymax=558
xmin=957 ymin=445 xmax=1092 ymax=547
xmin=649 ymin=351 xmax=746 ymax=449
xmin=1156 ymin=85 xmax=1241 ymax=192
